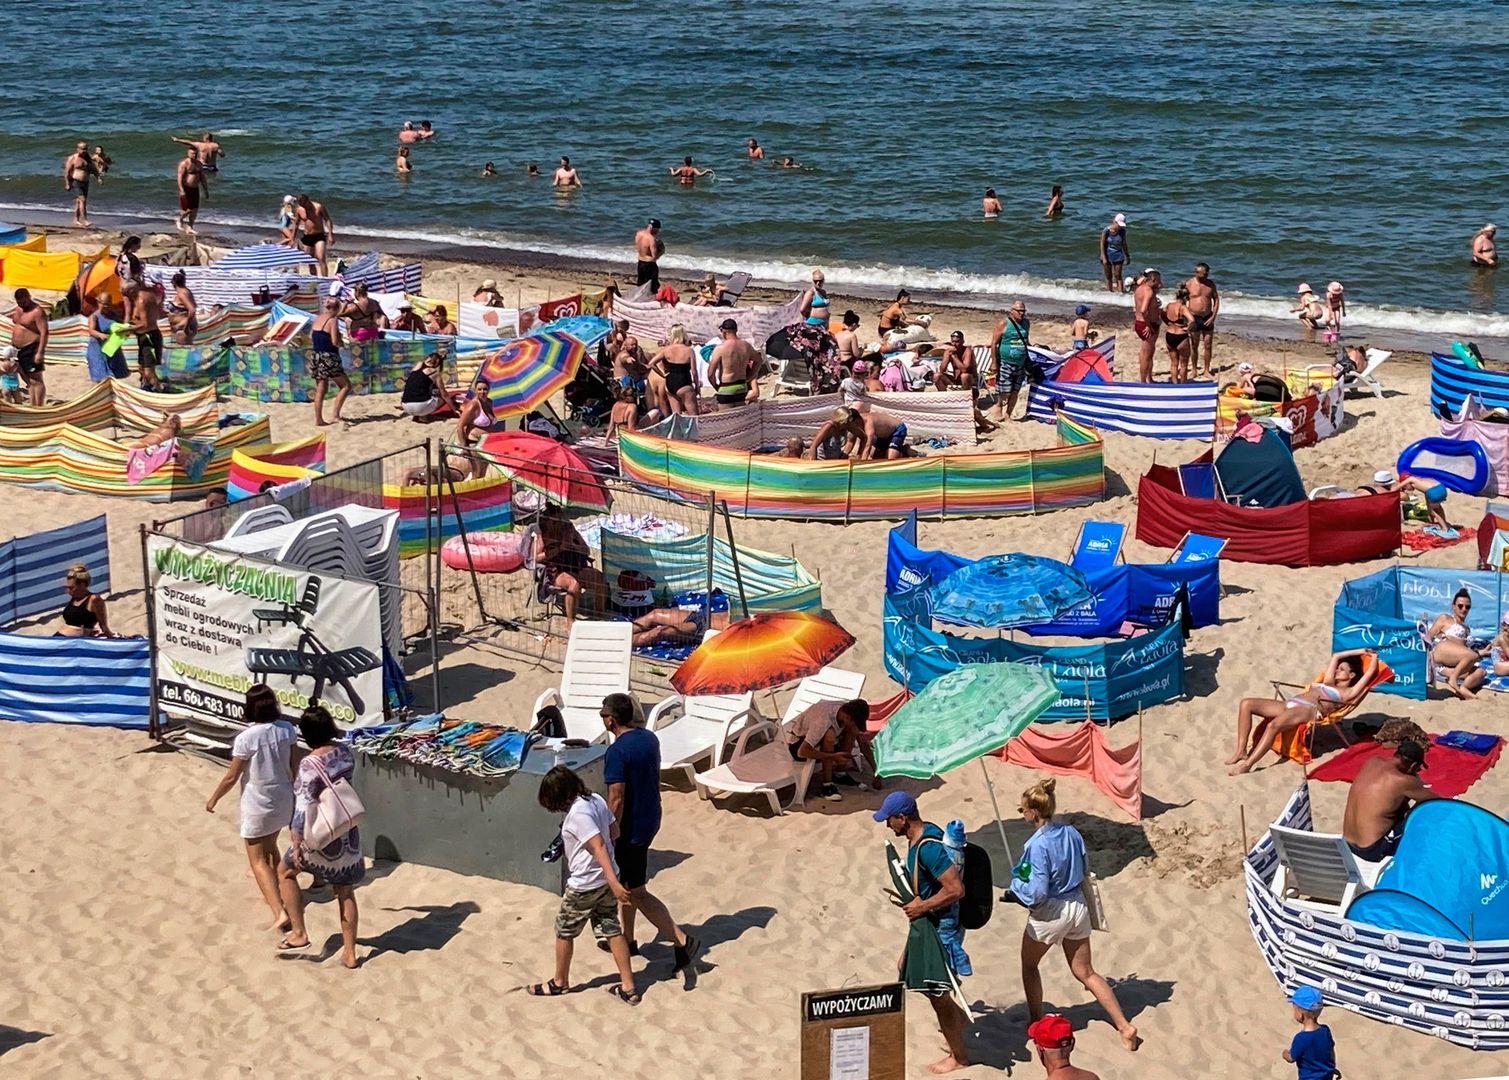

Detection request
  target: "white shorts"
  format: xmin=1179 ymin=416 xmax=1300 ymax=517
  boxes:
xmin=1025 ymin=892 xmax=1091 ymax=945
xmin=402 ymin=396 xmax=441 ymax=417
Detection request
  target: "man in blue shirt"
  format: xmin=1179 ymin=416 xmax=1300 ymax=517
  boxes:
xmin=876 ymin=790 xmax=969 ymax=1075
xmin=600 ymin=693 xmax=699 ymax=973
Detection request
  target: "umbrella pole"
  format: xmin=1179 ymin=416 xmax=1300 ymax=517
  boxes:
xmin=978 ymin=755 xmax=1014 ymax=867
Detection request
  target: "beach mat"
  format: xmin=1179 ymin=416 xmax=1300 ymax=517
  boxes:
xmin=1307 ymin=732 xmax=1502 ymax=798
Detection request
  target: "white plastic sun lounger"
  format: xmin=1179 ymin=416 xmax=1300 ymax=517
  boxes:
xmin=1269 ymin=823 xmax=1390 ymax=913
xmin=693 ymin=718 xmax=816 ymax=816
xmin=531 ymin=621 xmax=632 ymax=744
xmin=644 ymin=631 xmax=758 ymax=783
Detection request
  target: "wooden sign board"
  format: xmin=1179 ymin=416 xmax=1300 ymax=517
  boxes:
xmin=800 ymin=982 xmax=905 ymax=1080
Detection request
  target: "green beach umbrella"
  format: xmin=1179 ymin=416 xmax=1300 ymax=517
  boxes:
xmin=872 ymin=662 xmax=1061 ymax=864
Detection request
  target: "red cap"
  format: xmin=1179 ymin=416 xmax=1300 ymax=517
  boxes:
xmin=1027 ymin=1014 xmax=1074 ymax=1049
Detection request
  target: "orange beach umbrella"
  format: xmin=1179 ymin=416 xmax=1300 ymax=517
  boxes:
xmin=670 ymin=611 xmax=856 ymax=697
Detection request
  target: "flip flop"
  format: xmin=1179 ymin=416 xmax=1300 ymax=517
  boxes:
xmin=276 ymin=936 xmax=310 ymax=952
xmin=526 ymin=979 xmax=568 ymax=997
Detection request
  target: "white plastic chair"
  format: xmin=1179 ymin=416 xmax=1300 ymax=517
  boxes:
xmin=531 ymin=621 xmax=632 ymax=744
xmin=1269 ymin=823 xmax=1390 ymax=912
xmin=693 ymin=717 xmax=815 ymax=816
xmin=1341 ymin=349 xmax=1390 ymax=398
xmin=644 ymin=630 xmax=758 ymax=783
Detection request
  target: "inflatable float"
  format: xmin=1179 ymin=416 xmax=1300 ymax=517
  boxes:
xmin=1396 ymin=436 xmax=1491 ymax=495
xmin=441 ymin=530 xmax=528 ymax=573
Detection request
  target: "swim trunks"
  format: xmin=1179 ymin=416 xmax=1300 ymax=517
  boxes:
xmin=618 ymin=375 xmax=647 ymax=394
xmin=14 ymin=342 xmax=41 ymax=375
xmin=136 ymin=329 xmax=163 ymax=367
xmin=636 ymin=260 xmax=659 ymax=289
xmin=714 ymin=382 xmax=748 ymax=406
xmin=1191 ymin=313 xmax=1215 ymax=334
xmin=1133 ymin=320 xmax=1152 ymax=341
xmin=1347 ymin=831 xmax=1400 ymax=864
xmin=300 ymin=231 xmax=327 ymax=249
xmin=1071 ymin=338 xmax=1088 ymax=351
xmin=1425 ymin=483 xmax=1448 ymax=503
xmin=179 ymin=188 xmax=200 ymax=212
xmin=886 ymin=423 xmax=909 ymax=453
xmin=68 ymin=178 xmax=90 ymax=197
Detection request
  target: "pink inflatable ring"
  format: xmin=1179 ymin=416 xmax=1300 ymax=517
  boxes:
xmin=442 ymin=531 xmax=527 ymax=573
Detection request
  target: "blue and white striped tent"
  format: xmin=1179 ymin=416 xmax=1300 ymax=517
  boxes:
xmin=0 ymin=632 xmax=151 ymax=728
xmin=1 ymin=515 xmax=111 ymax=627
xmin=212 ymin=243 xmax=319 ymax=271
xmin=1430 ymin=352 xmax=1509 ymax=415
xmin=1028 ymin=378 xmax=1218 ymax=439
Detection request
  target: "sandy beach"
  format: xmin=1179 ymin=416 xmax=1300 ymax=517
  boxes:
xmin=2 ymin=225 xmax=1505 ymax=1079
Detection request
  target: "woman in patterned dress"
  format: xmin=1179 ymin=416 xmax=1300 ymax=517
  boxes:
xmin=276 ymin=705 xmax=365 ymax=968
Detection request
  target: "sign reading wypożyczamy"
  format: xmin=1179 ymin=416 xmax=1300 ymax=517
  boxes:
xmin=800 ymin=983 xmax=904 ymax=1080
xmin=147 ymin=536 xmax=383 ymax=727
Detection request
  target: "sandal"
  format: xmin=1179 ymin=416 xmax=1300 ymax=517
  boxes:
xmin=276 ymin=936 xmax=310 ymax=952
xmin=526 ymin=979 xmax=568 ymax=997
xmin=606 ymin=985 xmax=641 ymax=1006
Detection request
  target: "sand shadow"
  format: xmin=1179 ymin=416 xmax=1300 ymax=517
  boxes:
xmin=970 ymin=972 xmax=1176 ymax=1062
xmin=1182 ymin=645 xmax=1226 ymax=698
xmin=1102 ymin=467 xmax=1131 ymax=499
xmin=1139 ymin=793 xmax=1193 ymax=819
xmin=358 ymin=900 xmax=481 ymax=959
xmin=648 ymin=848 xmax=692 ymax=875
xmin=436 ymin=662 xmax=516 ymax=709
xmin=0 ymin=1026 xmax=50 ymax=1058
xmin=629 ymin=903 xmax=780 ymax=997
xmin=968 ymin=812 xmax=1154 ymax=880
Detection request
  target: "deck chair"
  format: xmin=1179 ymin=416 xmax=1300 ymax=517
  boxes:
xmin=781 ymin=666 xmax=869 ymax=778
xmin=1176 ymin=462 xmax=1220 ymax=500
xmin=1269 ymin=824 xmax=1390 ymax=912
xmin=716 ymin=271 xmax=751 ymax=307
xmin=644 ymin=630 xmax=759 ymax=783
xmin=1271 ymin=654 xmax=1394 ymax=764
xmin=1168 ymin=532 xmax=1227 ymax=564
xmin=1070 ymin=520 xmax=1126 ymax=570
xmin=1341 ymin=348 xmax=1390 ymax=398
xmin=693 ymin=718 xmax=816 ymax=816
xmin=531 ymin=621 xmax=632 ymax=744
xmin=775 ymin=353 xmax=815 ymax=395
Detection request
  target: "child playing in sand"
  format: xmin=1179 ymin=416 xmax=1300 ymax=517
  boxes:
xmin=1281 ymin=985 xmax=1339 ymax=1079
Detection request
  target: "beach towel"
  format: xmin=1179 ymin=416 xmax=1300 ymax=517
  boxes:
xmin=1401 ymin=524 xmax=1475 ymax=551
xmin=1307 ymin=732 xmax=1502 ymax=798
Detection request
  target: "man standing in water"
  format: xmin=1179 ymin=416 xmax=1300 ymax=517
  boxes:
xmin=62 ymin=141 xmax=97 ymax=227
xmin=175 ymin=147 xmax=204 ymax=234
xmin=1473 ymin=224 xmax=1497 ymax=267
xmin=634 ymin=218 xmax=663 ymax=291
xmin=9 ymin=289 xmax=49 ymax=406
xmin=1184 ymin=262 xmax=1220 ymax=379
xmin=553 ymin=156 xmax=580 ymax=188
xmin=1132 ymin=269 xmax=1163 ymax=382
xmin=669 ymin=156 xmax=711 ymax=186
xmin=172 ymin=133 xmax=222 ymax=202
xmin=1099 ymin=213 xmax=1129 ymax=293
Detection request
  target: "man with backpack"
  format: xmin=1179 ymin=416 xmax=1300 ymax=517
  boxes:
xmin=876 ymin=790 xmax=974 ymax=1075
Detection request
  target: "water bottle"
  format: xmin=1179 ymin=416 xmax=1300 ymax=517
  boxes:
xmin=944 ymin=820 xmax=967 ymax=869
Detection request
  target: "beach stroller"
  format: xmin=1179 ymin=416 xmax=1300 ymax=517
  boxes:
xmin=564 ymin=356 xmax=615 ymax=427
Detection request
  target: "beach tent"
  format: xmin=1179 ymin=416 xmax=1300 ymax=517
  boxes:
xmin=1346 ymin=800 xmax=1509 ymax=941
xmin=1056 ymin=348 xmax=1114 ymax=384
xmin=1214 ymin=429 xmax=1305 ymax=508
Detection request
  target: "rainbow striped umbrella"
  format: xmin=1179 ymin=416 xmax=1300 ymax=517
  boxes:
xmin=474 ymin=329 xmax=586 ymax=418
xmin=670 ymin=611 xmax=855 ymax=696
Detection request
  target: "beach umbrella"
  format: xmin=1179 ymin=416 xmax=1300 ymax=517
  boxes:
xmin=872 ymin=662 xmax=1062 ymax=864
xmin=474 ymin=329 xmax=587 ymax=419
xmin=477 ymin=431 xmax=609 ymax=511
xmin=669 ymin=611 xmax=856 ymax=697
xmin=539 ymin=314 xmax=612 ymax=349
xmin=928 ymin=554 xmax=1092 ymax=630
xmin=212 ymin=242 xmax=319 ymax=271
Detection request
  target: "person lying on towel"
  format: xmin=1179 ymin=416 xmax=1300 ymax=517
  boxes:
xmin=805 ymin=404 xmax=912 ymax=461
xmin=127 ymin=412 xmax=182 ymax=449
xmin=1227 ymin=648 xmax=1375 ymax=775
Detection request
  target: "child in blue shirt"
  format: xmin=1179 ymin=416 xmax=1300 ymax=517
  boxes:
xmin=1282 ymin=985 xmax=1339 ymax=1080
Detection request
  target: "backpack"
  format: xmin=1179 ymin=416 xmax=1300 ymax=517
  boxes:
xmin=915 ymin=837 xmax=994 ymax=931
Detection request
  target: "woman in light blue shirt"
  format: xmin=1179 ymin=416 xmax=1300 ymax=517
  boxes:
xmin=1011 ymin=777 xmax=1142 ymax=1053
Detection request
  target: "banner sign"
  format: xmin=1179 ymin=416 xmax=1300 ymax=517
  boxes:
xmin=147 ymin=536 xmax=383 ymax=726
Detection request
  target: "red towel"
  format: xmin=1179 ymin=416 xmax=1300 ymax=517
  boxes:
xmin=1401 ymin=525 xmax=1476 ymax=551
xmin=1307 ymin=733 xmax=1502 ymax=798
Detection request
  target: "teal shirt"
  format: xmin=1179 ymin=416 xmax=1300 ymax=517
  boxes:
xmin=996 ymin=317 xmax=1030 ymax=367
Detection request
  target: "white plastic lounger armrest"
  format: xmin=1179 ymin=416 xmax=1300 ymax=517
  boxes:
xmin=532 ymin=687 xmax=563 ymax=713
xmin=645 ymin=695 xmax=685 ymax=732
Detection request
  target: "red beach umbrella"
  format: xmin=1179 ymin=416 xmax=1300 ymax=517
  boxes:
xmin=478 ymin=431 xmax=609 ymax=511
xmin=670 ymin=611 xmax=856 ymax=697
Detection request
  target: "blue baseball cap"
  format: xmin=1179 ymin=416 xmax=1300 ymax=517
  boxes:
xmin=1289 ymin=985 xmax=1323 ymax=1010
xmin=1074 ymin=304 xmax=1090 ymax=316
xmin=873 ymin=790 xmax=918 ymax=822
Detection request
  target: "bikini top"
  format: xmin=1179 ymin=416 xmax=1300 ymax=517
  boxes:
xmin=62 ymin=595 xmax=98 ymax=628
xmin=810 ymin=287 xmax=829 ymax=308
xmin=1439 ymin=620 xmax=1470 ymax=642
xmin=1308 ymin=682 xmax=1343 ymax=703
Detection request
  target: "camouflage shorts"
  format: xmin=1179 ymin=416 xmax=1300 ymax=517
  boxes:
xmin=554 ymin=884 xmax=621 ymax=941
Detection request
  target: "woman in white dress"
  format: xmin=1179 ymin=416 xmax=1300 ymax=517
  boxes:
xmin=205 ymin=685 xmax=297 ymax=931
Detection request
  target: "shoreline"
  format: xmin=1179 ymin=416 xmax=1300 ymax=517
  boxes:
xmin=5 ymin=206 xmax=1494 ymax=359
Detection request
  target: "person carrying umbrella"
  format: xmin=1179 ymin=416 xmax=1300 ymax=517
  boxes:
xmin=875 ymin=790 xmax=972 ymax=1076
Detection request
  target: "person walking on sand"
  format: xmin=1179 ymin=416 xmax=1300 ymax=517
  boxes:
xmin=1281 ymin=986 xmax=1340 ymax=1080
xmin=553 ymin=156 xmax=580 ymax=187
xmin=63 ymin=141 xmax=98 ymax=227
xmin=175 ymin=146 xmax=204 ymax=233
xmin=1184 ymin=262 xmax=1220 ymax=378
xmin=635 ymin=218 xmax=663 ymax=291
xmin=1099 ymin=213 xmax=1129 ymax=292
xmin=1008 ymin=778 xmax=1142 ymax=1054
xmin=309 ymin=297 xmax=350 ymax=426
xmin=1472 ymin=223 xmax=1497 ymax=267
xmin=275 ymin=705 xmax=365 ymax=968
xmin=1133 ymin=269 xmax=1163 ymax=381
xmin=204 ymin=685 xmax=297 ymax=934
xmin=295 ymin=194 xmax=335 ymax=276
xmin=598 ymin=694 xmax=701 ymax=973
xmin=8 ymin=288 xmax=49 ymax=406
xmin=528 ymin=765 xmax=641 ymax=1005
xmin=876 ymin=790 xmax=972 ymax=1075
xmin=1028 ymin=1015 xmax=1101 ymax=1080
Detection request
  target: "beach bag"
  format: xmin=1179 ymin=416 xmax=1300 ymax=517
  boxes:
xmin=1082 ymin=871 xmax=1109 ymax=932
xmin=304 ymin=753 xmax=365 ymax=850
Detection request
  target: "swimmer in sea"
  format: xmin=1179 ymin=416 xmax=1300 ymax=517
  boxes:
xmin=176 ymin=147 xmax=204 ymax=233
xmin=777 ymin=156 xmax=802 ymax=169
xmin=982 ymin=187 xmax=1002 ymax=219
xmin=398 ymin=122 xmax=420 ymax=144
xmin=482 ymin=161 xmax=497 ymax=177
xmin=1045 ymin=184 xmax=1063 ymax=219
xmin=669 ymin=156 xmax=711 ymax=186
xmin=526 ymin=162 xmax=541 ymax=177
xmin=1100 ymin=213 xmax=1129 ymax=293
xmin=418 ymin=120 xmax=435 ymax=140
xmin=1473 ymin=223 xmax=1497 ymax=267
xmin=746 ymin=138 xmax=764 ymax=161
xmin=553 ymin=156 xmax=581 ymax=187
xmin=396 ymin=146 xmax=412 ymax=174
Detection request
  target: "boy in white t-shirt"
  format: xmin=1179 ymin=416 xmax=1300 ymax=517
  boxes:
xmin=528 ymin=766 xmax=640 ymax=1004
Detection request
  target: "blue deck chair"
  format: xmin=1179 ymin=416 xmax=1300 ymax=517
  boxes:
xmin=1169 ymin=532 xmax=1227 ymax=565
xmin=1177 ymin=462 xmax=1219 ymax=500
xmin=1070 ymin=520 xmax=1126 ymax=570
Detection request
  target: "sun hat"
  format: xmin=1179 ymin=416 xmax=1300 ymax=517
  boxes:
xmin=1027 ymin=1015 xmax=1074 ymax=1049
xmin=1297 ymin=282 xmax=1313 ymax=294
xmin=872 ymin=790 xmax=918 ymax=822
xmin=281 ymin=194 xmax=295 ymax=204
xmin=1113 ymin=213 xmax=1127 ymax=227
xmin=1074 ymin=304 xmax=1090 ymax=316
xmin=1289 ymin=986 xmax=1324 ymax=1011
xmin=1327 ymin=281 xmax=1344 ymax=294
xmin=480 ymin=278 xmax=497 ymax=290
xmin=852 ymin=360 xmax=869 ymax=374
xmin=1374 ymin=468 xmax=1397 ymax=485
xmin=1144 ymin=267 xmax=1160 ymax=278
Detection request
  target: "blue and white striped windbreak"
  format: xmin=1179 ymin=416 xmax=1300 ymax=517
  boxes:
xmin=0 ymin=632 xmax=151 ymax=727
xmin=1 ymin=514 xmax=111 ymax=626
xmin=212 ymin=243 xmax=319 ymax=271
xmin=1028 ymin=379 xmax=1218 ymax=439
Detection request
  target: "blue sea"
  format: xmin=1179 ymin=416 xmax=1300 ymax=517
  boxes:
xmin=3 ymin=0 xmax=1508 ymax=339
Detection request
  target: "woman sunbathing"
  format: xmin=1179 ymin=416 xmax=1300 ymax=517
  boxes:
xmin=127 ymin=413 xmax=182 ymax=449
xmin=1227 ymin=648 xmax=1374 ymax=775
xmin=1425 ymin=588 xmax=1490 ymax=699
